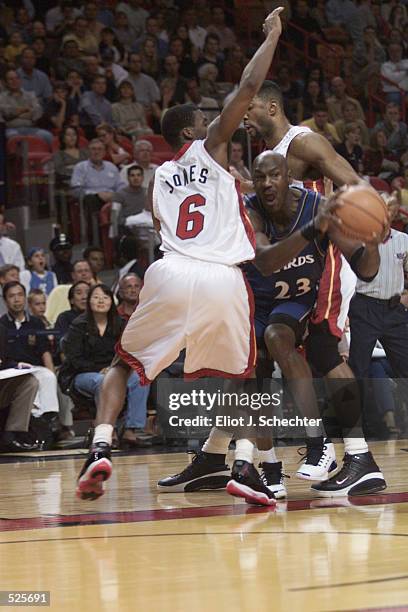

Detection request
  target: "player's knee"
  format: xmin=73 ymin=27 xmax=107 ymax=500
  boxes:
xmin=264 ymin=324 xmax=296 ymax=361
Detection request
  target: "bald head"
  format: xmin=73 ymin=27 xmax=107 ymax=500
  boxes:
xmin=252 ymin=152 xmax=290 ymax=214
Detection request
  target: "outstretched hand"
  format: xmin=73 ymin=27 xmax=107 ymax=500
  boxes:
xmin=314 ymin=191 xmax=343 ymax=235
xmin=263 ymin=6 xmax=284 ymax=37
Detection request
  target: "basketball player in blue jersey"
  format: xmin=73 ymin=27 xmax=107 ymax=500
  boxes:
xmin=159 ymin=151 xmax=387 ymax=505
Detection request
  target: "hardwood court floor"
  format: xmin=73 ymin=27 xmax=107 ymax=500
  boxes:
xmin=0 ymin=441 xmax=407 ymax=612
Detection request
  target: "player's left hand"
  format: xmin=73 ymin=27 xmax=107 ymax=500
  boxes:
xmin=314 ymin=191 xmax=343 ymax=234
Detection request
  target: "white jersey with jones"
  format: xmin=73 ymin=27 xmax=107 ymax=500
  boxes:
xmin=152 ymin=139 xmax=255 ymax=266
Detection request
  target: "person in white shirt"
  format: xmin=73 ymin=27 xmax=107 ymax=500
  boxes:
xmin=182 ymin=7 xmax=208 ymax=51
xmin=116 ymin=0 xmax=148 ymax=38
xmin=0 ymin=213 xmax=25 ymax=271
xmin=381 ymin=43 xmax=408 ymax=103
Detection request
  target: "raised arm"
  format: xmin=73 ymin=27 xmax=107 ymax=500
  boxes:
xmin=205 ymin=7 xmax=284 ymax=168
xmin=293 ymin=131 xmax=360 ymax=187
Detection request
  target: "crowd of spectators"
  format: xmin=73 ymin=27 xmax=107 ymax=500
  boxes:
xmin=2 ymin=0 xmax=408 ymax=450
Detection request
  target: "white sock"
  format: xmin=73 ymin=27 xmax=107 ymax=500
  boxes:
xmin=258 ymin=448 xmax=278 ymax=464
xmin=235 ymin=439 xmax=255 ymax=463
xmin=202 ymin=427 xmax=232 ymax=455
xmin=93 ymin=424 xmax=114 ymax=445
xmin=344 ymin=437 xmax=369 ymax=455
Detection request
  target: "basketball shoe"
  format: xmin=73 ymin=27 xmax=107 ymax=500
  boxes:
xmin=311 ymin=452 xmax=387 ymax=497
xmin=76 ymin=442 xmax=112 ymax=500
xmin=157 ymin=451 xmax=230 ymax=492
xmin=259 ymin=461 xmax=288 ymax=499
xmin=226 ymin=460 xmax=276 ymax=506
xmin=296 ymin=437 xmax=337 ymax=481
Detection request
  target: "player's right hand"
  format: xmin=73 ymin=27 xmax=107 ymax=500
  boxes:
xmin=314 ymin=192 xmax=343 ymax=235
xmin=263 ymin=7 xmax=284 ymax=37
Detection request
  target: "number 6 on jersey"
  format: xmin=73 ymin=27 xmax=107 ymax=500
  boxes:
xmin=176 ymin=194 xmax=206 ymax=240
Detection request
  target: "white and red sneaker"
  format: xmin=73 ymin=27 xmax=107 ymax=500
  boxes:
xmin=76 ymin=442 xmax=112 ymax=500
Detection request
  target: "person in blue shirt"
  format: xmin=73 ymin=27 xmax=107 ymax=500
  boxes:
xmin=20 ymin=247 xmax=58 ymax=297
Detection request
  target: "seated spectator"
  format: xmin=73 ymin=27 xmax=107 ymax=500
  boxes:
xmin=223 ymin=44 xmax=248 ymax=84
xmin=352 ymin=25 xmax=386 ymax=93
xmin=112 ymin=235 xmax=147 ymax=294
xmin=388 ymin=3 xmax=407 ymax=31
xmin=117 ymin=273 xmax=142 ymax=320
xmin=325 ymin=0 xmax=362 ymax=43
xmin=206 ymin=6 xmax=236 ymax=50
xmin=0 ymin=324 xmax=40 ymax=453
xmin=116 ymin=0 xmax=148 ymax=39
xmin=184 ymin=78 xmax=219 ymax=123
xmin=65 ymin=68 xmax=85 ymax=114
xmin=83 ymin=246 xmax=105 ymax=281
xmin=334 ymin=99 xmax=370 ymax=147
xmin=4 ymin=31 xmax=27 ymax=65
xmin=99 ymin=27 xmax=124 ymax=64
xmin=373 ymin=102 xmax=408 ymax=157
xmin=182 ymin=7 xmax=207 ymax=52
xmin=151 ymin=79 xmax=177 ymax=130
xmin=43 ymin=82 xmax=77 ymax=131
xmin=53 ymin=126 xmax=88 ymax=191
xmin=303 ymin=65 xmax=330 ymax=98
xmin=381 ymin=43 xmax=408 ymax=104
xmin=17 ymin=47 xmax=52 ymax=109
xmin=363 ymin=128 xmax=401 ymax=180
xmin=55 ymin=39 xmax=86 ymax=80
xmin=290 ymin=0 xmax=323 ymax=58
xmin=1 ymin=281 xmax=60 ymax=431
xmin=0 ymin=69 xmax=52 ymax=145
xmin=168 ymin=36 xmax=199 ymax=80
xmin=125 ymin=53 xmax=160 ymax=111
xmin=229 ymin=140 xmax=251 ymax=181
xmin=96 ymin=123 xmax=132 ymax=167
xmin=276 ymin=63 xmax=302 ymax=124
xmin=27 ymin=289 xmax=51 ymax=330
xmin=298 ymin=79 xmax=326 ymax=122
xmin=83 ymin=0 xmax=105 ymax=42
xmin=111 ymin=165 xmax=147 ymax=236
xmin=335 ymin=122 xmax=364 ymax=174
xmin=133 ymin=16 xmax=168 ymax=58
xmin=54 ymin=280 xmax=90 ymax=338
xmin=63 ymin=16 xmax=99 ymax=56
xmin=112 ymin=80 xmax=152 ymax=140
xmin=20 ymin=247 xmax=58 ymax=296
xmin=31 ymin=37 xmax=52 ymax=76
xmin=46 ymin=259 xmax=95 ymax=325
xmin=301 ymin=103 xmax=341 ymax=145
xmin=198 ymin=34 xmax=225 ymax=80
xmin=161 ymin=55 xmax=188 ymax=105
xmin=120 ymin=139 xmax=158 ymax=189
xmin=70 ymin=138 xmax=126 ymax=243
xmin=0 ymin=265 xmax=20 ymax=317
xmin=138 ymin=36 xmax=161 ymax=81
xmin=49 ymin=234 xmax=73 ymax=285
xmin=59 ymin=283 xmax=152 ymax=447
xmin=79 ymin=75 xmax=114 ymax=134
xmin=326 ymin=76 xmax=365 ymax=123
xmin=113 ymin=10 xmax=138 ymax=54
xmin=100 ymin=49 xmax=128 ymax=91
xmin=0 ymin=212 xmax=25 ymax=271
xmin=198 ymin=63 xmax=223 ymax=103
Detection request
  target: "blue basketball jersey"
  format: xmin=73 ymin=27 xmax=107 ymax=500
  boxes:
xmin=243 ymin=188 xmax=328 ymax=310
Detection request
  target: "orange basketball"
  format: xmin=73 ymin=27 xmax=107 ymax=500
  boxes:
xmin=335 ymin=185 xmax=389 ymax=242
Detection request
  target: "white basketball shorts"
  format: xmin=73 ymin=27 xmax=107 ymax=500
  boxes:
xmin=116 ymin=254 xmax=256 ymax=384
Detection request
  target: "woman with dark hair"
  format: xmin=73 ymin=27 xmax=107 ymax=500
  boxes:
xmin=112 ymin=80 xmax=152 ymax=139
xmin=53 ymin=125 xmax=88 ymax=189
xmin=54 ymin=280 xmax=90 ymax=338
xmin=140 ymin=35 xmax=161 ymax=80
xmin=99 ymin=27 xmax=124 ymax=64
xmin=60 ymin=284 xmax=151 ymax=446
xmin=298 ymin=79 xmax=326 ymax=122
xmin=95 ymin=122 xmax=132 ymax=167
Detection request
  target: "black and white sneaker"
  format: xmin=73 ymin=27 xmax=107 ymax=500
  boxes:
xmin=296 ymin=437 xmax=337 ymax=481
xmin=259 ymin=461 xmax=288 ymax=499
xmin=311 ymin=452 xmax=387 ymax=497
xmin=157 ymin=451 xmax=230 ymax=492
xmin=226 ymin=460 xmax=276 ymax=506
xmin=76 ymin=442 xmax=112 ymax=501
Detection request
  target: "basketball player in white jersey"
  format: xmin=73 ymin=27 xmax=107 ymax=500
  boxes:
xmin=76 ymin=8 xmax=286 ymax=502
xmin=238 ymin=81 xmax=387 ymax=497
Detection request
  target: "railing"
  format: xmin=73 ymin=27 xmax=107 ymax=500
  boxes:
xmin=284 ymin=21 xmax=344 ymax=71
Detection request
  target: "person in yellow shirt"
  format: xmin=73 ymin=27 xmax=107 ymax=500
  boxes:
xmin=4 ymin=32 xmax=27 ymax=65
xmin=301 ymin=102 xmax=341 ymax=146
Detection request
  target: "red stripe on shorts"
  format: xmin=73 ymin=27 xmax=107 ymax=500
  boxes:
xmin=115 ymin=341 xmax=152 ymax=386
xmin=310 ymin=243 xmax=343 ymax=338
